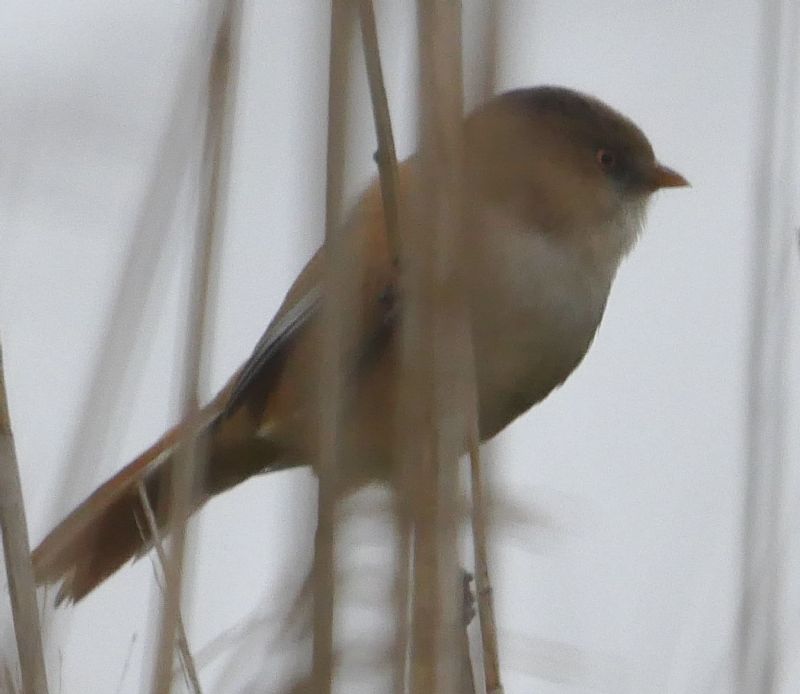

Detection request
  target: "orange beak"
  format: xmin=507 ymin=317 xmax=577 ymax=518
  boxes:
xmin=650 ymin=162 xmax=690 ymax=190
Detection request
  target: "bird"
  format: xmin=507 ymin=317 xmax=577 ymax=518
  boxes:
xmin=32 ymin=86 xmax=688 ymax=603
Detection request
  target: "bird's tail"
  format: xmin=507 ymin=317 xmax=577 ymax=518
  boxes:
xmin=32 ymin=407 xmax=283 ymax=604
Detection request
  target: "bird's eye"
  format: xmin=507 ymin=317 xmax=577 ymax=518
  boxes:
xmin=596 ymin=148 xmax=616 ymax=171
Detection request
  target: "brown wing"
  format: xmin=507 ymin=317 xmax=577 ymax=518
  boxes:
xmin=33 ymin=163 xmax=407 ymax=602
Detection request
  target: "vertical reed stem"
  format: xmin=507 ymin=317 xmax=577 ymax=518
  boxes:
xmin=0 ymin=343 xmax=48 ymax=694
xmin=311 ymin=2 xmax=356 ymax=691
xmin=151 ymin=3 xmax=241 ymax=691
xmin=406 ymin=2 xmax=466 ymax=692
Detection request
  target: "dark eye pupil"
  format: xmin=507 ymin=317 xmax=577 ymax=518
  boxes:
xmin=598 ymin=149 xmax=615 ymax=169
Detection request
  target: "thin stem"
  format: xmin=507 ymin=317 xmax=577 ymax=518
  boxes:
xmin=468 ymin=431 xmax=503 ymax=694
xmin=136 ymin=484 xmax=202 ymax=694
xmin=0 ymin=342 xmax=48 ymax=694
xmin=355 ymin=4 xmax=412 ymax=691
xmin=358 ymin=0 xmax=401 ymax=263
xmin=469 ymin=3 xmax=504 ymax=692
xmin=151 ymin=3 xmax=241 ymax=692
xmin=311 ymin=2 xmax=357 ymax=691
xmin=459 ymin=608 xmax=476 ymax=694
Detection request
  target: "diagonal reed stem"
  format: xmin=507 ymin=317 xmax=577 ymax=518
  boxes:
xmin=358 ymin=0 xmax=401 ymax=264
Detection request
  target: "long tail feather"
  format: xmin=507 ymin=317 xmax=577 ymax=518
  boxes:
xmin=32 ymin=412 xmax=284 ymax=604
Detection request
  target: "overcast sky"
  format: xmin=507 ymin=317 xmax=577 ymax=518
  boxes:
xmin=1 ymin=2 xmax=799 ymax=693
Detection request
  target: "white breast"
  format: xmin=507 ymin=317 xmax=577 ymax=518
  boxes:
xmin=468 ymin=207 xmax=639 ymax=437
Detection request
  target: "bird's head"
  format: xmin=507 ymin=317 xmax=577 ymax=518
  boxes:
xmin=466 ymin=86 xmax=688 ymax=261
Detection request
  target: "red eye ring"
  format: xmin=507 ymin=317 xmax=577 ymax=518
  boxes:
xmin=597 ymin=148 xmax=616 ymax=171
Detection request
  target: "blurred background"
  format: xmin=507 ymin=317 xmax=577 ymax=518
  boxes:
xmin=1 ymin=1 xmax=798 ymax=692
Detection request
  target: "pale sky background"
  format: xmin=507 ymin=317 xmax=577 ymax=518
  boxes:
xmin=1 ymin=1 xmax=799 ymax=693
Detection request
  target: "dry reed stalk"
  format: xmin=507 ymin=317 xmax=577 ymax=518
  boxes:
xmin=737 ymin=1 xmax=799 ymax=692
xmin=467 ymin=4 xmax=504 ymax=692
xmin=404 ymin=2 xmax=468 ymax=692
xmin=0 ymin=344 xmax=48 ymax=694
xmin=358 ymin=0 xmax=401 ymax=263
xmin=468 ymin=431 xmax=503 ymax=694
xmin=151 ymin=3 xmax=242 ymax=692
xmin=136 ymin=483 xmax=202 ymax=694
xmin=310 ymin=2 xmax=357 ymax=691
xmin=459 ymin=612 xmax=476 ymax=694
xmin=354 ymin=3 xmax=413 ymax=691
